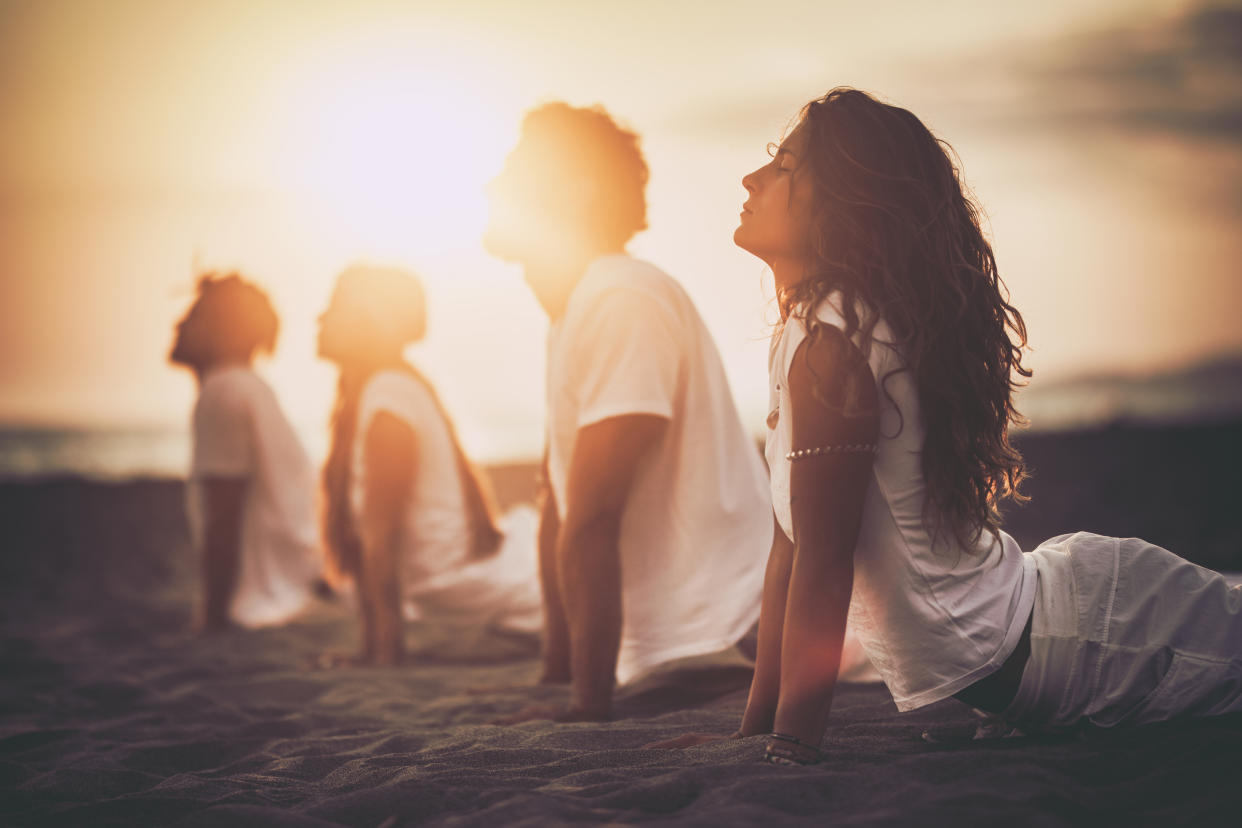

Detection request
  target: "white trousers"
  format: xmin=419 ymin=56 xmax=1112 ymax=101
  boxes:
xmin=403 ymin=506 xmax=543 ymax=635
xmin=1002 ymin=533 xmax=1242 ymax=728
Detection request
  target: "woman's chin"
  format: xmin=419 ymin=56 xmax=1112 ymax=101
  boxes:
xmin=732 ymin=226 xmax=758 ymax=256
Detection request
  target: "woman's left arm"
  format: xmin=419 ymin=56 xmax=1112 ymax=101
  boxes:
xmin=357 ymin=410 xmax=416 ymax=666
xmin=771 ymin=326 xmax=879 ymax=762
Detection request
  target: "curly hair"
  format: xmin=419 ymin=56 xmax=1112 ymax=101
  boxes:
xmin=520 ymin=102 xmax=649 ymax=249
xmin=784 ymin=88 xmax=1031 ymax=548
xmin=194 ymin=272 xmax=279 ymax=356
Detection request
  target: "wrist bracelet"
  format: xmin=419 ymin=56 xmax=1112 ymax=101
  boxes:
xmin=768 ymin=732 xmax=819 ymax=750
xmin=763 ymin=732 xmax=823 ymax=766
xmin=763 ymin=744 xmax=822 ymax=766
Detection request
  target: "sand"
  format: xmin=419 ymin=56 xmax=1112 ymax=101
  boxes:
xmin=2 ymin=422 xmax=1241 ymax=826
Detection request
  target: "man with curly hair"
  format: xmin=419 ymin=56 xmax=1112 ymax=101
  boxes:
xmin=170 ymin=273 xmax=321 ymax=633
xmin=483 ymin=104 xmax=773 ymax=722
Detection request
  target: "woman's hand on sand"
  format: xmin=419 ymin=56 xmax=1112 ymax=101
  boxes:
xmin=642 ymin=732 xmax=735 ymax=749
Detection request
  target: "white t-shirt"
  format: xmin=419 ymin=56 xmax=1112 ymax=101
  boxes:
xmin=766 ymin=297 xmax=1037 ymax=711
xmin=350 ymin=370 xmax=541 ymax=633
xmin=186 ymin=365 xmax=321 ymax=627
xmin=546 ymin=255 xmax=771 ymax=684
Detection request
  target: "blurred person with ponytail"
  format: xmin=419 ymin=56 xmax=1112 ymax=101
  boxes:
xmin=317 ymin=265 xmax=541 ymax=667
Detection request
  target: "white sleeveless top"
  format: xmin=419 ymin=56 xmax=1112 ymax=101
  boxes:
xmin=765 ymin=297 xmax=1037 ymax=711
xmin=350 ymin=370 xmax=472 ymax=586
xmin=349 ymin=369 xmax=543 ymax=633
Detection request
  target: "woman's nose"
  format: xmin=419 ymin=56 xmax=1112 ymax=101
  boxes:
xmin=742 ymin=169 xmax=758 ymax=193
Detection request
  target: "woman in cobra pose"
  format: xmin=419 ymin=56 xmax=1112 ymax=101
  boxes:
xmin=317 ymin=265 xmax=541 ymax=666
xmin=659 ymin=87 xmax=1241 ymax=764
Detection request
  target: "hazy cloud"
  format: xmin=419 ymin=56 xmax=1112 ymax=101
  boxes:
xmin=667 ymin=2 xmax=1242 ymax=146
xmin=997 ymin=2 xmax=1242 ymax=142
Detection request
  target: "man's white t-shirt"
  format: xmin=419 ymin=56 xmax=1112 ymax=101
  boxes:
xmin=186 ymin=365 xmax=322 ymax=627
xmin=546 ymin=255 xmax=771 ymax=684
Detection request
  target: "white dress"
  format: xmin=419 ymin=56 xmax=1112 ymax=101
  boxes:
xmin=186 ymin=366 xmax=322 ymax=627
xmin=350 ymin=370 xmax=541 ymax=634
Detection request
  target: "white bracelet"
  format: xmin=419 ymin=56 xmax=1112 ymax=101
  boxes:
xmin=785 ymin=444 xmax=878 ymax=460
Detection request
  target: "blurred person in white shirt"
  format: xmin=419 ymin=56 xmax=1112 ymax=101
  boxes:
xmin=170 ymin=273 xmax=321 ymax=634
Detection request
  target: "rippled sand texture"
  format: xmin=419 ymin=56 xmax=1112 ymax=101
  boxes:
xmin=2 ymin=469 xmax=1240 ymax=826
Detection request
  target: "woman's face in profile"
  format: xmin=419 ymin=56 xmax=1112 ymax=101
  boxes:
xmin=316 ymin=287 xmax=357 ymax=363
xmin=316 ymin=276 xmax=423 ymax=364
xmin=734 ymin=122 xmax=816 ymax=272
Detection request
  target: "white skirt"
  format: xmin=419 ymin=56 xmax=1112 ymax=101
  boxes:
xmin=403 ymin=506 xmax=543 ymax=635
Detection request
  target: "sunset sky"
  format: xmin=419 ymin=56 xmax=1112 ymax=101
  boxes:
xmin=2 ymin=0 xmax=1240 ymax=462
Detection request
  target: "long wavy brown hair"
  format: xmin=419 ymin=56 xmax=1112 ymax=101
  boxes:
xmin=784 ymin=88 xmax=1031 ymax=548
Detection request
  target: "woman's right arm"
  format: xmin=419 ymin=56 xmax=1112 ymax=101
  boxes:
xmin=738 ymin=516 xmax=794 ymax=735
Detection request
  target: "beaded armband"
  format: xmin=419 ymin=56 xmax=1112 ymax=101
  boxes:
xmin=784 ymin=443 xmax=878 ymax=461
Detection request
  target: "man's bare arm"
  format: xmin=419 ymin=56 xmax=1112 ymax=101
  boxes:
xmin=536 ymin=462 xmax=571 ymax=683
xmin=497 ymin=413 xmax=667 ymax=724
xmin=201 ymin=477 xmax=248 ymax=633
xmin=558 ymin=413 xmax=667 ymax=720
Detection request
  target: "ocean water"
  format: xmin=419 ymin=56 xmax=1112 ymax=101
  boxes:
xmin=4 ymin=358 xmax=1241 ymax=480
xmin=0 ymin=426 xmax=194 ymax=480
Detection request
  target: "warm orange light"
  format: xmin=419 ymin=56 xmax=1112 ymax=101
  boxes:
xmin=276 ymin=44 xmax=516 ymax=262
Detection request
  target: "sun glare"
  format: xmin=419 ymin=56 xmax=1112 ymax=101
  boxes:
xmin=277 ymin=42 xmax=516 ymax=262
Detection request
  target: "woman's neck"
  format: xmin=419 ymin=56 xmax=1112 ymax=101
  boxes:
xmin=339 ymin=353 xmax=407 ymax=379
xmin=771 ymin=258 xmax=811 ymax=320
